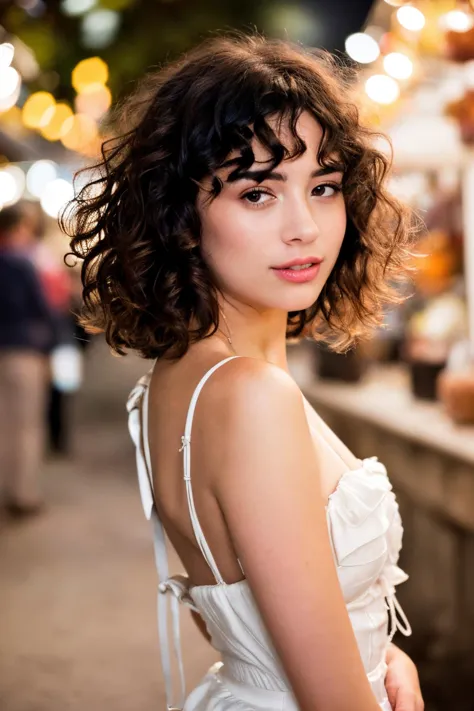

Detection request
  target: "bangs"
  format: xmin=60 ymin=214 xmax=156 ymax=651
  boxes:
xmin=64 ymin=33 xmax=414 ymax=360
xmin=184 ymin=73 xmax=348 ymax=199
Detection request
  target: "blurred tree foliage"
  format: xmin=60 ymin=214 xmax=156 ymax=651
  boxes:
xmin=0 ymin=0 xmax=272 ymax=102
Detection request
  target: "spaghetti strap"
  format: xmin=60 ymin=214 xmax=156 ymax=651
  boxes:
xmin=126 ymin=356 xmax=240 ymax=710
xmin=180 ymin=356 xmax=241 ymax=585
xmin=127 ymin=373 xmax=192 ymax=711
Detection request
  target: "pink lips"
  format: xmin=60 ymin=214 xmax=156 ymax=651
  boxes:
xmin=271 ymin=258 xmax=323 ymax=284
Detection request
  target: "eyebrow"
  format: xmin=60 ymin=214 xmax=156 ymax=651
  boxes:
xmin=226 ymin=164 xmax=345 ymax=184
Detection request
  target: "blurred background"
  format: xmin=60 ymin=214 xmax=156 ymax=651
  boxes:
xmin=1 ymin=1 xmax=474 ymax=710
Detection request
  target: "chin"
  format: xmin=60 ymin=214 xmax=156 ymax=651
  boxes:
xmin=266 ymin=288 xmax=321 ymax=314
xmin=284 ymin=284 xmax=323 ymax=310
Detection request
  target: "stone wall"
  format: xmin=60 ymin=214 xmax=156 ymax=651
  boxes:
xmin=314 ymin=404 xmax=474 ymax=711
xmin=289 ymin=344 xmax=474 ymax=711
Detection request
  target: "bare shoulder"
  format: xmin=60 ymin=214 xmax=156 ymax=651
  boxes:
xmin=194 ymin=355 xmax=313 ymax=491
xmin=199 ymin=355 xmax=381 ymax=711
xmin=199 ymin=355 xmax=304 ymax=424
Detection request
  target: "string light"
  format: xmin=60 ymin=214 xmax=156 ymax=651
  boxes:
xmin=0 ymin=43 xmax=14 ymax=69
xmin=74 ymin=84 xmax=111 ymax=119
xmin=0 ymin=66 xmax=21 ymax=111
xmin=0 ymin=165 xmax=25 ymax=206
xmin=383 ymin=52 xmax=414 ymax=80
xmin=81 ymin=10 xmax=121 ymax=49
xmin=345 ymin=33 xmax=380 ymax=64
xmin=22 ymin=91 xmax=55 ymax=129
xmin=440 ymin=11 xmax=474 ymax=33
xmin=396 ymin=6 xmax=426 ymax=32
xmin=61 ymin=113 xmax=98 ymax=152
xmin=40 ymin=103 xmax=74 ymax=141
xmin=40 ymin=178 xmax=74 ymax=218
xmin=26 ymin=160 xmax=58 ymax=198
xmin=61 ymin=0 xmax=97 ymax=16
xmin=72 ymin=56 xmax=108 ymax=93
xmin=365 ymin=74 xmax=400 ymax=104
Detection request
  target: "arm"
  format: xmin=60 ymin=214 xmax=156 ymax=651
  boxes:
xmin=23 ymin=260 xmax=58 ymax=347
xmin=209 ymin=359 xmax=381 ymax=711
xmin=385 ymin=644 xmax=424 ymax=711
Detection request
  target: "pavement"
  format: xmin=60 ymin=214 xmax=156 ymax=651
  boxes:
xmin=0 ymin=338 xmax=217 ymax=711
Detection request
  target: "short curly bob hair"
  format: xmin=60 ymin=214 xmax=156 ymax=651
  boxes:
xmin=63 ymin=32 xmax=415 ymax=360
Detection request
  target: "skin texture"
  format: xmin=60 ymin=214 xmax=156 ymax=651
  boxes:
xmin=385 ymin=645 xmax=424 ymax=711
xmin=147 ymin=111 xmax=423 ymax=711
xmin=199 ymin=113 xmax=347 ymax=320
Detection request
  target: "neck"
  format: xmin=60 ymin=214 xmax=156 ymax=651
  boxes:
xmin=218 ymin=298 xmax=291 ymax=373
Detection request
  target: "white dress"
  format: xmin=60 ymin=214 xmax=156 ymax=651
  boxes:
xmin=127 ymin=356 xmax=412 ymax=711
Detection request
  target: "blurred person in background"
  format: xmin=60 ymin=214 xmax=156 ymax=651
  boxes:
xmin=24 ymin=202 xmax=77 ymax=455
xmin=0 ymin=202 xmax=56 ymax=516
xmin=64 ymin=34 xmax=424 ymax=711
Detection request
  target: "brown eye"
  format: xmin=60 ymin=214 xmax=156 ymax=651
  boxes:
xmin=245 ymin=190 xmax=264 ymax=203
xmin=313 ymin=184 xmax=341 ymax=197
xmin=241 ymin=188 xmax=271 ymax=206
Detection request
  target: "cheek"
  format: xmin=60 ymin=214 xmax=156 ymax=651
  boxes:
xmin=325 ymin=204 xmax=347 ymax=253
xmin=335 ymin=197 xmax=348 ymax=233
xmin=200 ymin=202 xmax=262 ymax=266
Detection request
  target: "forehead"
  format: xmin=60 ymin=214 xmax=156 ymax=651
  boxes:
xmin=215 ymin=111 xmax=326 ymax=182
xmin=265 ymin=111 xmax=323 ymax=157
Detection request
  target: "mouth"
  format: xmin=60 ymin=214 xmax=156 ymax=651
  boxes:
xmin=275 ymin=262 xmax=316 ymax=271
xmin=272 ymin=257 xmax=323 ymax=271
xmin=271 ymin=260 xmax=323 ymax=284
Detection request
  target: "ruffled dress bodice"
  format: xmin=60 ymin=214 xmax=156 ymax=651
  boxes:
xmin=127 ymin=358 xmax=411 ymax=711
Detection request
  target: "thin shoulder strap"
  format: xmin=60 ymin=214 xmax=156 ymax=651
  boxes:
xmin=180 ymin=356 xmax=241 ymax=585
xmin=127 ymin=375 xmax=187 ymax=711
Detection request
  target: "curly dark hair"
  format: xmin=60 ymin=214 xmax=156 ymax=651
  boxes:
xmin=62 ymin=31 xmax=416 ymax=360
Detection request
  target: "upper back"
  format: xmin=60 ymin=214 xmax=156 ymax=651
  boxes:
xmin=146 ymin=342 xmax=248 ymax=587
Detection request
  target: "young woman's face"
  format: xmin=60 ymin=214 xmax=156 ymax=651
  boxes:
xmin=198 ymin=111 xmax=347 ymax=315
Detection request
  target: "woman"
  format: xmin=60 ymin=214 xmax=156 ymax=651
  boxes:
xmin=64 ymin=33 xmax=423 ymax=711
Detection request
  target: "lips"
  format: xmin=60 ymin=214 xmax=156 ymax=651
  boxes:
xmin=271 ymin=262 xmax=322 ymax=284
xmin=273 ymin=257 xmax=323 ymax=270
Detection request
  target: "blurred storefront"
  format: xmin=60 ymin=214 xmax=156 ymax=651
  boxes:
xmin=1 ymin=1 xmax=474 ymax=710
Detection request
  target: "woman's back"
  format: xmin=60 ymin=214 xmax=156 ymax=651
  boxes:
xmin=146 ymin=343 xmax=254 ymax=588
xmin=128 ymin=350 xmax=411 ymax=711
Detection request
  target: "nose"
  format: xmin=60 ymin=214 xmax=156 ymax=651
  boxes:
xmin=281 ymin=197 xmax=320 ymax=245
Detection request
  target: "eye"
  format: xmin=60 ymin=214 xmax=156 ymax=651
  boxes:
xmin=241 ymin=188 xmax=272 ymax=206
xmin=313 ymin=183 xmax=342 ymax=198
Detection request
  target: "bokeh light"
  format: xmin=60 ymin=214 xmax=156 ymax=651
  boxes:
xmin=61 ymin=113 xmax=98 ymax=152
xmin=345 ymin=33 xmax=380 ymax=64
xmin=383 ymin=52 xmax=414 ymax=80
xmin=61 ymin=0 xmax=97 ymax=16
xmin=72 ymin=56 xmax=109 ymax=93
xmin=74 ymin=84 xmax=112 ymax=120
xmin=0 ymin=165 xmax=26 ymax=206
xmin=22 ymin=91 xmax=55 ymax=129
xmin=440 ymin=11 xmax=474 ymax=33
xmin=396 ymin=6 xmax=426 ymax=32
xmin=40 ymin=178 xmax=74 ymax=218
xmin=365 ymin=74 xmax=400 ymax=104
xmin=26 ymin=160 xmax=58 ymax=198
xmin=81 ymin=10 xmax=121 ymax=49
xmin=40 ymin=103 xmax=74 ymax=141
xmin=0 ymin=67 xmax=21 ymax=111
xmin=0 ymin=43 xmax=15 ymax=69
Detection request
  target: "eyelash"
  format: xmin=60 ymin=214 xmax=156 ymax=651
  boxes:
xmin=241 ymin=183 xmax=343 ymax=207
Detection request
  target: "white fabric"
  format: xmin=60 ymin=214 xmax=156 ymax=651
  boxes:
xmin=127 ymin=357 xmax=412 ymax=711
